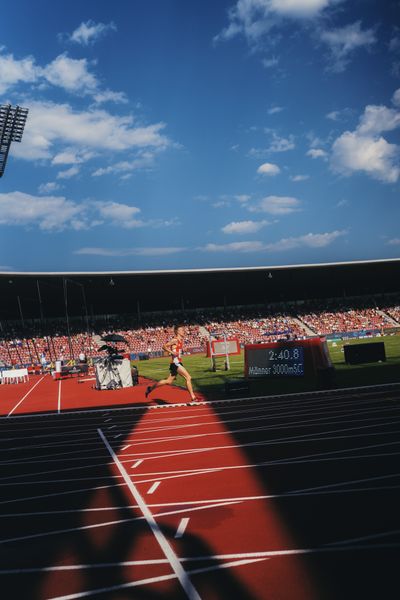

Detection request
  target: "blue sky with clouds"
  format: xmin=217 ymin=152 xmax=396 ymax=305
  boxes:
xmin=0 ymin=0 xmax=399 ymax=272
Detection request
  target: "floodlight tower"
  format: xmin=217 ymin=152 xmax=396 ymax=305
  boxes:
xmin=0 ymin=104 xmax=29 ymax=177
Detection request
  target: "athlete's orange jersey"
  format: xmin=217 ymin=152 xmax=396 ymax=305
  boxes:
xmin=170 ymin=338 xmax=183 ymax=362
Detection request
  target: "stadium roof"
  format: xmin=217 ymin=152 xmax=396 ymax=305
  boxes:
xmin=1 ymin=257 xmax=399 ymax=277
xmin=1 ymin=258 xmax=399 ymax=321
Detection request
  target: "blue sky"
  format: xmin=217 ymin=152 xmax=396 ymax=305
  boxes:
xmin=0 ymin=0 xmax=399 ymax=272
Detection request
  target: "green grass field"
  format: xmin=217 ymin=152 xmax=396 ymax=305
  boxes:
xmin=136 ymin=335 xmax=400 ymax=398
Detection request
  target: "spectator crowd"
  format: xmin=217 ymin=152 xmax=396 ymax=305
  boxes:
xmin=1 ymin=296 xmax=399 ymax=369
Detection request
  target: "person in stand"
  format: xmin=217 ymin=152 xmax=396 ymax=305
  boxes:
xmin=145 ymin=325 xmax=197 ymax=401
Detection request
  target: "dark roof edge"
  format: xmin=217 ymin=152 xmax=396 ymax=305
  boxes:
xmin=0 ymin=257 xmax=399 ymax=277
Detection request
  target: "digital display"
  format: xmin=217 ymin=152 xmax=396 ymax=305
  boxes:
xmin=246 ymin=346 xmax=305 ymax=378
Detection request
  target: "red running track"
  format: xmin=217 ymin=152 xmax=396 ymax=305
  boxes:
xmin=0 ymin=374 xmax=205 ymax=417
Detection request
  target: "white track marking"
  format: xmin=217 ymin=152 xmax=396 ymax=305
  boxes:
xmin=2 ymin=413 xmax=399 ymax=469
xmin=0 ymin=516 xmax=138 ymax=545
xmin=47 ymin=557 xmax=267 ymax=600
xmin=98 ymin=428 xmax=201 ymax=600
xmin=147 ymin=481 xmax=161 ymax=494
xmin=2 ymin=456 xmax=400 ymax=491
xmin=1 ymin=437 xmax=399 ymax=486
xmin=325 ymin=529 xmax=400 ymax=547
xmin=113 ymin=434 xmax=122 ymax=439
xmin=4 ymin=542 xmax=400 ymax=577
xmin=104 ymin=418 xmax=112 ymax=423
xmin=121 ymin=444 xmax=131 ymax=451
xmin=2 ymin=396 xmax=397 ymax=444
xmin=131 ymin=459 xmax=143 ymax=469
xmin=57 ymin=381 xmax=62 ymax=414
xmin=7 ymin=376 xmax=46 ymax=417
xmin=175 ymin=518 xmax=190 ymax=539
xmin=3 ymin=407 xmax=396 ymax=461
xmin=3 ymin=381 xmax=398 ymax=419
xmin=0 ymin=500 xmax=241 ymax=546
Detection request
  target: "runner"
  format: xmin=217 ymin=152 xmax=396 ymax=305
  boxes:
xmin=145 ymin=324 xmax=197 ymax=401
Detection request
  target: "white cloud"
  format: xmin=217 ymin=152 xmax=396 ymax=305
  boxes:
xmin=326 ymin=110 xmax=340 ymax=121
xmin=291 ymin=174 xmax=309 ymax=181
xmin=42 ymin=53 xmax=98 ymax=94
xmin=57 ymin=166 xmax=80 ymax=179
xmin=38 ymin=181 xmax=62 ymax=194
xmin=262 ymin=56 xmax=279 ymax=68
xmin=268 ymin=132 xmax=295 ymax=152
xmin=0 ymin=191 xmax=85 ymax=230
xmin=250 ymin=195 xmax=301 ymax=214
xmin=320 ymin=21 xmax=376 ymax=72
xmin=331 ymin=100 xmax=400 ymax=183
xmin=74 ymin=246 xmax=185 ymax=256
xmin=52 ymin=148 xmax=95 ymax=165
xmin=266 ymin=230 xmax=346 ymax=251
xmin=11 ymin=100 xmax=170 ymax=162
xmin=215 ymin=0 xmax=339 ymax=45
xmin=392 ymin=88 xmax=400 ymax=107
xmin=0 ymin=51 xmax=38 ymax=94
xmin=331 ymin=132 xmax=400 ymax=183
xmin=202 ymin=241 xmax=266 ymax=253
xmin=0 ymin=48 xmax=124 ymax=101
xmin=268 ymin=0 xmax=335 ymax=17
xmin=267 ymin=106 xmax=283 ymax=115
xmin=357 ymin=105 xmax=400 ymax=135
xmin=326 ymin=108 xmax=353 ymax=122
xmin=249 ymin=133 xmax=295 ymax=158
xmin=257 ymin=162 xmax=280 ymax=175
xmin=235 ymin=194 xmax=251 ymax=203
xmin=67 ymin=20 xmax=116 ymax=46
xmin=387 ymin=238 xmax=400 ymax=246
xmin=95 ymin=201 xmax=143 ymax=228
xmin=92 ymin=152 xmax=156 ymax=176
xmin=92 ymin=89 xmax=128 ymax=104
xmin=201 ymin=229 xmax=346 ymax=253
xmin=222 ymin=220 xmax=270 ymax=234
xmin=307 ymin=148 xmax=328 ymax=159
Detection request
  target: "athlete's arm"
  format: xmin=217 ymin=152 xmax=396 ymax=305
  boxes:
xmin=163 ymin=338 xmax=177 ymax=355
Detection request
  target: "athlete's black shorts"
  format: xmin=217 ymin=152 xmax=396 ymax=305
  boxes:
xmin=169 ymin=361 xmax=183 ymax=376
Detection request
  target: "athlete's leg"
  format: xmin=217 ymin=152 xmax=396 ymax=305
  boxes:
xmin=146 ymin=374 xmax=176 ymax=397
xmin=177 ymin=365 xmax=196 ymax=400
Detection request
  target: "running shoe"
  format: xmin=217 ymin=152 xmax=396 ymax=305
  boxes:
xmin=145 ymin=386 xmax=152 ymax=398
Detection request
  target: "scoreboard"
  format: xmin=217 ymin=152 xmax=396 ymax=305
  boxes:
xmin=246 ymin=346 xmax=304 ymax=377
xmin=245 ymin=338 xmax=332 ymax=379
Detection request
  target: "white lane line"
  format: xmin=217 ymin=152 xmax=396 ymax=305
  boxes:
xmin=7 ymin=376 xmax=46 ymax=417
xmin=121 ymin=444 xmax=131 ymax=451
xmin=47 ymin=557 xmax=267 ymax=600
xmin=114 ymin=434 xmax=122 ymax=439
xmin=3 ymin=411 xmax=399 ymax=467
xmin=108 ymin=425 xmax=116 ymax=429
xmin=98 ymin=428 xmax=201 ymax=600
xmin=57 ymin=380 xmax=62 ymax=414
xmin=0 ymin=500 xmax=241 ymax=546
xmin=4 ymin=542 xmax=400 ymax=577
xmin=175 ymin=518 xmax=190 ymax=539
xmin=3 ymin=381 xmax=399 ymax=420
xmin=0 ymin=499 xmax=241 ymax=520
xmin=2 ymin=435 xmax=398 ymax=486
xmin=7 ymin=540 xmax=400 ymax=576
xmin=104 ymin=418 xmax=112 ymax=423
xmin=131 ymin=459 xmax=143 ymax=469
xmin=147 ymin=481 xmax=161 ymax=494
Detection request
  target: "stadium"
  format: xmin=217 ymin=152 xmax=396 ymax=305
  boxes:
xmin=1 ymin=1 xmax=400 ymax=599
xmin=1 ymin=259 xmax=400 ymax=599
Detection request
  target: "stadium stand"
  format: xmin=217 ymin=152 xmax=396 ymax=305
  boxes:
xmin=1 ymin=298 xmax=400 ymax=369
